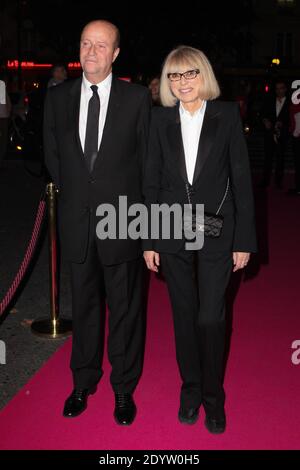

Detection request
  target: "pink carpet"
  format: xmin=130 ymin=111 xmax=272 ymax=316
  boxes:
xmin=1 ymin=182 xmax=300 ymax=450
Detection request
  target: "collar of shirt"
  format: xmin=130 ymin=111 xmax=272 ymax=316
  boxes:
xmin=79 ymin=73 xmax=112 ymax=152
xmin=82 ymin=72 xmax=112 ymax=100
xmin=276 ymin=96 xmax=286 ymax=104
xmin=179 ymin=100 xmax=206 ymax=121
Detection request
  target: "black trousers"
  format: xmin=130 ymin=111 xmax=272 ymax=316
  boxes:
xmin=69 ymin=215 xmax=144 ymax=393
xmin=262 ymin=133 xmax=288 ymax=186
xmin=160 ymin=248 xmax=232 ymax=418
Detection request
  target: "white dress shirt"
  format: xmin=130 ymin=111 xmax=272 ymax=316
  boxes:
xmin=276 ymin=96 xmax=286 ymax=117
xmin=180 ymin=100 xmax=207 ymax=185
xmin=79 ymin=72 xmax=112 ymax=152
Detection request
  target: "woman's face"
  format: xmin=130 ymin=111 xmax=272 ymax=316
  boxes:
xmin=169 ymin=64 xmax=203 ymax=105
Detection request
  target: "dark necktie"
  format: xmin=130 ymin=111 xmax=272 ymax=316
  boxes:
xmin=84 ymin=85 xmax=100 ymax=173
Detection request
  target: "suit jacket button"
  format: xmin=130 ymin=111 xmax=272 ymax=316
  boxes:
xmin=89 ymin=178 xmax=95 ymax=184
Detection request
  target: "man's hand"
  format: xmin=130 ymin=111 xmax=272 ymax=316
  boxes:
xmin=143 ymin=250 xmax=160 ymax=272
xmin=233 ymin=252 xmax=250 ymax=272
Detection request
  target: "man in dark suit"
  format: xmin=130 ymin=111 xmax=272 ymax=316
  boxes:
xmin=260 ymin=80 xmax=290 ymax=188
xmin=44 ymin=20 xmax=151 ymax=425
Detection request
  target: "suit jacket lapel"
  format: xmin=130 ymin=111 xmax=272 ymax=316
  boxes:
xmin=192 ymin=100 xmax=221 ymax=185
xmin=68 ymin=75 xmax=121 ymax=173
xmin=166 ymin=101 xmax=221 ymax=186
xmin=166 ymin=104 xmax=188 ymax=183
xmin=92 ymin=75 xmax=120 ymax=172
xmin=277 ymin=97 xmax=288 ymax=120
xmin=68 ymin=77 xmax=89 ymax=169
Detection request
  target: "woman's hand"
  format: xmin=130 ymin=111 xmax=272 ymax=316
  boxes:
xmin=232 ymin=252 xmax=250 ymax=272
xmin=143 ymin=251 xmax=160 ymax=272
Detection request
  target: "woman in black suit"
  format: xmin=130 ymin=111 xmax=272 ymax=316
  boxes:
xmin=143 ymin=46 xmax=257 ymax=434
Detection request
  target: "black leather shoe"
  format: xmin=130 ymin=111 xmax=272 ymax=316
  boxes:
xmin=178 ymin=407 xmax=199 ymax=425
xmin=114 ymin=393 xmax=136 ymax=425
xmin=63 ymin=385 xmax=97 ymax=418
xmin=204 ymin=415 xmax=226 ymax=434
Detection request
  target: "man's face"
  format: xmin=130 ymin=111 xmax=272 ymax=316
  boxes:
xmin=80 ymin=22 xmax=120 ymax=81
xmin=276 ymin=83 xmax=287 ymax=98
xmin=53 ymin=67 xmax=66 ymax=82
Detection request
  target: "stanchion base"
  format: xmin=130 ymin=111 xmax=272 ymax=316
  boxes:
xmin=31 ymin=318 xmax=72 ymax=338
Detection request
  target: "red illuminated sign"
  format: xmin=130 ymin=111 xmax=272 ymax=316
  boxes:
xmin=68 ymin=62 xmax=81 ymax=68
xmin=7 ymin=60 xmax=52 ymax=69
xmin=6 ymin=60 xmax=131 ymax=81
xmin=119 ymin=77 xmax=131 ymax=82
xmin=7 ymin=60 xmax=82 ymax=69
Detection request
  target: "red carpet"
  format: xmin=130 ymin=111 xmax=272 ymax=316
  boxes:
xmin=1 ymin=183 xmax=300 ymax=450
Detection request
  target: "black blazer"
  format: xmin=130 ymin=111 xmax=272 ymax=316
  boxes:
xmin=143 ymin=100 xmax=257 ymax=254
xmin=261 ymin=95 xmax=290 ymax=140
xmin=44 ymin=75 xmax=151 ymax=265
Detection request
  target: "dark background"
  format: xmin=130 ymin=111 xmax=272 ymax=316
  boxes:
xmin=0 ymin=0 xmax=255 ymax=76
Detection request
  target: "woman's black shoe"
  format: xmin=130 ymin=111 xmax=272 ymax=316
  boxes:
xmin=178 ymin=407 xmax=199 ymax=425
xmin=204 ymin=415 xmax=226 ymax=434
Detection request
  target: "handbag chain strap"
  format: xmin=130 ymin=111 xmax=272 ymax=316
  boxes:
xmin=185 ymin=178 xmax=230 ymax=215
xmin=216 ymin=177 xmax=230 ymax=215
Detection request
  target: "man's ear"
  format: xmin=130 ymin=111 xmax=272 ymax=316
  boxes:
xmin=113 ymin=47 xmax=120 ymax=63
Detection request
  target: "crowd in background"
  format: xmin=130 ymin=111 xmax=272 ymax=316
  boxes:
xmin=0 ymin=65 xmax=300 ymax=195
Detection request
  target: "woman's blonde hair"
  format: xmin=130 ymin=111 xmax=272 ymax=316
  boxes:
xmin=160 ymin=45 xmax=220 ymax=107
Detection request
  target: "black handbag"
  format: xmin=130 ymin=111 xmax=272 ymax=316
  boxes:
xmin=184 ymin=178 xmax=230 ymax=238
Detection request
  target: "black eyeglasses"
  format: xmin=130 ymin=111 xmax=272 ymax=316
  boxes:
xmin=167 ymin=69 xmax=200 ymax=82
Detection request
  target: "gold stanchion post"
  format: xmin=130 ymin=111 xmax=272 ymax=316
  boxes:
xmin=31 ymin=183 xmax=72 ymax=338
